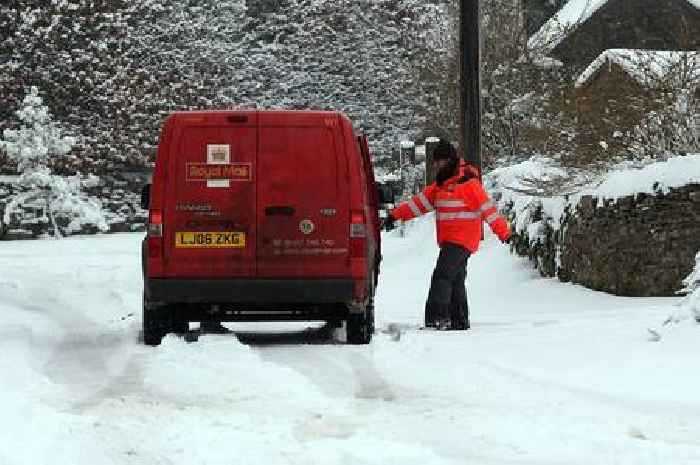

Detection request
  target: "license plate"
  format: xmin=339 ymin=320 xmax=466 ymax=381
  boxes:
xmin=175 ymin=232 xmax=246 ymax=248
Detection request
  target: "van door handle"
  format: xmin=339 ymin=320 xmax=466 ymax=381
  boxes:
xmin=265 ymin=206 xmax=296 ymax=216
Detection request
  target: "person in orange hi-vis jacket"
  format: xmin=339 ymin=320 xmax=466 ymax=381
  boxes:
xmin=384 ymin=140 xmax=511 ymax=330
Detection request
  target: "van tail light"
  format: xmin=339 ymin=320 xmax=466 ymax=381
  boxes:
xmin=350 ymin=210 xmax=367 ymax=257
xmin=148 ymin=210 xmax=163 ymax=236
xmin=147 ymin=209 xmax=163 ymax=258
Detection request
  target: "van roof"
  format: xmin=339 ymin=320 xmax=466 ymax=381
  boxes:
xmin=168 ymin=109 xmax=344 ymax=117
xmin=166 ymin=110 xmax=353 ymax=129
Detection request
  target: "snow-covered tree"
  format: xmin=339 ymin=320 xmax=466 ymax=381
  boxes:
xmin=626 ymin=88 xmax=700 ymax=160
xmin=1 ymin=87 xmax=107 ymax=237
xmin=1 ymin=0 xmax=449 ymax=170
xmin=2 ymin=87 xmax=75 ymax=172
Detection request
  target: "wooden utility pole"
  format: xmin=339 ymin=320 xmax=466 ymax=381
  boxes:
xmin=460 ymin=0 xmax=481 ymax=173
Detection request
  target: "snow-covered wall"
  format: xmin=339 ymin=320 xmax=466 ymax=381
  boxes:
xmin=488 ymin=154 xmax=700 ymax=296
xmin=557 ymin=184 xmax=700 ymax=296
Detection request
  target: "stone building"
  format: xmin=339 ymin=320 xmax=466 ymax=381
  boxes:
xmin=530 ymin=0 xmax=700 ymax=69
xmin=570 ymin=49 xmax=700 ymax=157
xmin=525 ymin=1 xmax=700 ymax=164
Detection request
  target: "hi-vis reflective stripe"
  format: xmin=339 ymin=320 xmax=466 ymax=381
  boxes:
xmin=485 ymin=212 xmax=500 ymax=224
xmin=407 ymin=199 xmax=422 ymax=216
xmin=437 ymin=211 xmax=481 ymax=221
xmin=436 ymin=199 xmax=467 ymax=208
xmin=417 ymin=192 xmax=434 ymax=211
xmin=479 ymin=200 xmax=496 ymax=212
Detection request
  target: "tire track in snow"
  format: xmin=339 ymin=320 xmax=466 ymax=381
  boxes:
xmin=2 ymin=280 xmax=145 ymax=411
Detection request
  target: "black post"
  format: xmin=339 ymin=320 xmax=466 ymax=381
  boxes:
xmin=461 ymin=0 xmax=481 ymax=173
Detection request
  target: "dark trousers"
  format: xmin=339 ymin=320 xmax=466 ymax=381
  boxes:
xmin=425 ymin=243 xmax=470 ymax=329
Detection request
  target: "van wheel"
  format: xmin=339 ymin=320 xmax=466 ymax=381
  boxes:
xmin=347 ymin=304 xmax=373 ymax=345
xmin=143 ymin=295 xmax=169 ymax=346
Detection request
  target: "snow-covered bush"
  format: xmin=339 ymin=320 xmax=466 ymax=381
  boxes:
xmin=1 ymin=87 xmax=107 ymax=237
xmin=680 ymin=252 xmax=700 ymax=323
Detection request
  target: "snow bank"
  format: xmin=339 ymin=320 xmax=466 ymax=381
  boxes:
xmin=583 ymin=154 xmax=700 ymax=199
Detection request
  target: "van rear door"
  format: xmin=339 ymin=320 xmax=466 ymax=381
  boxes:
xmin=162 ymin=112 xmax=257 ymax=278
xmin=359 ymin=134 xmax=380 ymax=258
xmin=256 ymin=112 xmax=350 ymax=278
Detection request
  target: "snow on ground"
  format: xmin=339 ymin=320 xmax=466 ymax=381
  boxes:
xmin=1 ymin=225 xmax=699 ymax=464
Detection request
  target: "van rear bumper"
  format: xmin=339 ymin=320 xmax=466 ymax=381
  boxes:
xmin=145 ymin=278 xmax=355 ymax=304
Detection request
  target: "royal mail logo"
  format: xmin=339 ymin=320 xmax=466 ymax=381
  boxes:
xmin=187 ymin=163 xmax=252 ymax=182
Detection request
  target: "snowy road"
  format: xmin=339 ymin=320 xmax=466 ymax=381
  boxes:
xmin=2 ymin=217 xmax=699 ymax=464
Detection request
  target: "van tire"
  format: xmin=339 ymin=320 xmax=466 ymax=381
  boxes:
xmin=143 ymin=295 xmax=169 ymax=346
xmin=347 ymin=304 xmax=373 ymax=345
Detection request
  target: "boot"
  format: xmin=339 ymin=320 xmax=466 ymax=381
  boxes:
xmin=424 ymin=302 xmax=438 ymax=328
xmin=450 ymin=306 xmax=469 ymax=331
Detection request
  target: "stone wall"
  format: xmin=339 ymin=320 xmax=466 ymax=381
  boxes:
xmin=506 ymin=183 xmax=700 ymax=297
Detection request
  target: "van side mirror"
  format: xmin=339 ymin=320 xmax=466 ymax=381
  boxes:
xmin=140 ymin=184 xmax=151 ymax=210
xmin=377 ymin=182 xmax=394 ymax=205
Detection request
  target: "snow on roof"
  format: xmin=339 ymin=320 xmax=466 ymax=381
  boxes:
xmin=528 ymin=0 xmax=608 ymax=55
xmin=529 ymin=0 xmax=700 ymax=55
xmin=575 ymin=49 xmax=700 ymax=88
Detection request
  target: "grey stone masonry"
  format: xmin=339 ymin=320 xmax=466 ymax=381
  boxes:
xmin=507 ymin=183 xmax=700 ymax=297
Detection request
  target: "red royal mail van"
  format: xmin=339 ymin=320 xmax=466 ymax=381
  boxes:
xmin=141 ymin=110 xmax=390 ymax=345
